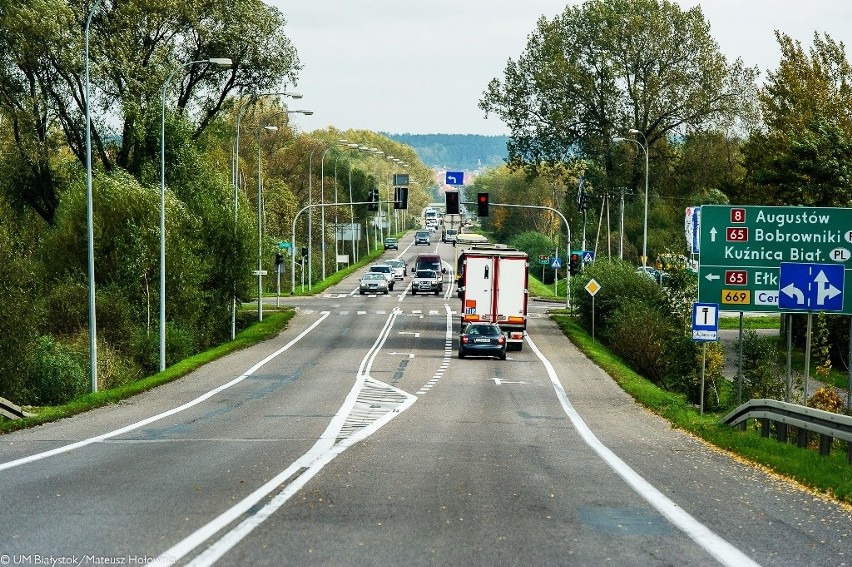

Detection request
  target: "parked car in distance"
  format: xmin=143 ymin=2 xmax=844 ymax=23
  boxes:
xmin=411 ymin=269 xmax=442 ymax=295
xmin=414 ymin=230 xmax=431 ymax=245
xmin=636 ymin=266 xmax=660 ymax=282
xmin=383 ymin=237 xmax=398 ymax=250
xmin=458 ymin=323 xmax=507 ymax=360
xmin=385 ymin=258 xmax=406 ymax=280
xmin=359 ymin=272 xmax=389 ymax=295
xmin=636 ymin=265 xmax=668 ymax=284
xmin=367 ymin=264 xmax=395 ymax=290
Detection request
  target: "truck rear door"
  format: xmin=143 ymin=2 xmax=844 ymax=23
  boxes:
xmin=495 ymin=256 xmax=528 ymax=325
xmin=462 ymin=255 xmax=495 ymax=323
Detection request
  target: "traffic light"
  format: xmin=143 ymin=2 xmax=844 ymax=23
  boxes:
xmin=445 ymin=190 xmax=460 ymax=215
xmin=477 ymin=192 xmax=489 ymax=217
xmin=569 ymin=253 xmax=581 ymax=275
xmin=275 ymin=252 xmax=283 ymax=267
xmin=367 ymin=189 xmax=378 ymax=211
xmin=394 ymin=186 xmax=408 ymax=210
xmin=301 ymin=246 xmax=308 ymax=259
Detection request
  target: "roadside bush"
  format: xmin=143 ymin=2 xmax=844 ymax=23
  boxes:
xmin=685 ymin=341 xmax=729 ymax=410
xmin=0 ymin=213 xmax=41 ymax=403
xmin=570 ymin=258 xmax=666 ymax=337
xmin=740 ymin=329 xmax=785 ymax=400
xmin=809 ymin=387 xmax=844 ymax=413
xmin=27 ymin=336 xmax=87 ymax=406
xmin=43 ymin=279 xmax=88 ymax=336
xmin=607 ymin=302 xmax=674 ymax=384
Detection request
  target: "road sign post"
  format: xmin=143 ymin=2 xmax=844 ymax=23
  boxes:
xmin=698 ymin=205 xmax=852 ymax=313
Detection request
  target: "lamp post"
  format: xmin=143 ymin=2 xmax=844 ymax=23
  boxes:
xmin=253 ymin=109 xmax=312 ymax=319
xmin=231 ymin=91 xmax=302 ymax=338
xmin=84 ymin=0 xmax=104 ymax=391
xmin=160 ymin=57 xmax=231 ymax=372
xmin=612 ymin=130 xmax=649 ymax=268
xmin=256 ymin=124 xmax=277 ymax=322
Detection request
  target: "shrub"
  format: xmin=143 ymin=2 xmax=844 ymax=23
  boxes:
xmin=740 ymin=329 xmax=785 ymax=401
xmin=570 ymin=258 xmax=666 ymax=337
xmin=27 ymin=336 xmax=87 ymax=406
xmin=607 ymin=302 xmax=674 ymax=384
xmin=809 ymin=387 xmax=844 ymax=413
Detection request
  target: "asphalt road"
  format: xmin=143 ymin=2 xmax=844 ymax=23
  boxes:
xmin=1 ymin=238 xmax=850 ymax=566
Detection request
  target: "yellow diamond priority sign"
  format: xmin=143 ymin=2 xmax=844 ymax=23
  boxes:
xmin=584 ymin=278 xmax=601 ymax=296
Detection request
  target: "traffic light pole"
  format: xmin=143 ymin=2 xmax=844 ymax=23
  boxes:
xmin=291 ymin=201 xmax=372 ymax=295
xmin=464 ymin=201 xmax=572 ymax=310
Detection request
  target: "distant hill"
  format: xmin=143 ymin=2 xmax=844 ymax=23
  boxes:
xmin=385 ymin=133 xmax=509 ymax=171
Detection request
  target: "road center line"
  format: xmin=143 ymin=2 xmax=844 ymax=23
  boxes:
xmin=161 ymin=307 xmax=416 ymax=566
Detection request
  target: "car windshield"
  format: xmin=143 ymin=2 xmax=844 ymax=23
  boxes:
xmin=370 ymin=266 xmax=390 ymax=273
xmin=416 ymin=270 xmax=436 ymax=278
xmin=386 ymin=260 xmax=403 ymax=267
xmin=465 ymin=325 xmax=501 ymax=336
xmin=362 ymin=273 xmax=384 ymax=280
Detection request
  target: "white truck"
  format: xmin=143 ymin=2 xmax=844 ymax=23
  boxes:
xmin=456 ymin=245 xmax=528 ymax=351
xmin=442 ymin=213 xmax=462 ymax=244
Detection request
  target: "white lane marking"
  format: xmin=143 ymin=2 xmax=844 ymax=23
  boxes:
xmin=0 ymin=313 xmax=332 ymax=473
xmin=415 ymin=304 xmax=453 ymax=395
xmin=163 ymin=308 xmax=416 ymax=566
xmin=525 ymin=334 xmax=760 ymax=567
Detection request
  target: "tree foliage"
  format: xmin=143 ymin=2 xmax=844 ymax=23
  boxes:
xmin=479 ymin=0 xmax=757 ymax=175
xmin=741 ymin=32 xmax=852 ymax=206
xmin=0 ymin=0 xmax=300 ymax=223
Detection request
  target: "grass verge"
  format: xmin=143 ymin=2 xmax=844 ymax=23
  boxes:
xmin=0 ymin=309 xmax=295 ymax=435
xmin=550 ymin=311 xmax=852 ymax=506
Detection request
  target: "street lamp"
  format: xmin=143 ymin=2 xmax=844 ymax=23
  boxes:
xmin=256 ymin=124 xmax=278 ymax=322
xmin=232 ymin=93 xmax=305 ymax=334
xmin=254 ymin=109 xmax=312 ymax=320
xmin=160 ymin=56 xmax=231 ymax=372
xmin=84 ymin=0 xmax=104 ymax=391
xmin=612 ymin=130 xmax=649 ymax=268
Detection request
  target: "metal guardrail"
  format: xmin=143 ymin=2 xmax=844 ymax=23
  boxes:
xmin=0 ymin=396 xmax=30 ymax=420
xmin=722 ymin=399 xmax=852 ymax=464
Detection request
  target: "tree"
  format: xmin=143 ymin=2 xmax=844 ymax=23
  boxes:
xmin=741 ymin=32 xmax=852 ymax=206
xmin=0 ymin=0 xmax=301 ymax=223
xmin=479 ymin=0 xmax=758 ymax=177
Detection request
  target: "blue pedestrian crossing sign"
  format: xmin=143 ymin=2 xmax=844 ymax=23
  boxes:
xmin=551 ymin=257 xmax=563 ymax=269
xmin=691 ymin=302 xmax=719 ymax=342
xmin=778 ymin=262 xmax=844 ymax=312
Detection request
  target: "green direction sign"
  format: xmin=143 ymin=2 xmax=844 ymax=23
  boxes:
xmin=698 ymin=205 xmax=852 ymax=313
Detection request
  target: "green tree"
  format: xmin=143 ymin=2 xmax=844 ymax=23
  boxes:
xmin=479 ymin=0 xmax=757 ymax=174
xmin=0 ymin=0 xmax=301 ymax=224
xmin=741 ymin=32 xmax=852 ymax=206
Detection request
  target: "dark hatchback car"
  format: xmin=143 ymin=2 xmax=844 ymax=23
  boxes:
xmin=383 ymin=237 xmax=398 ymax=250
xmin=458 ymin=323 xmax=507 ymax=360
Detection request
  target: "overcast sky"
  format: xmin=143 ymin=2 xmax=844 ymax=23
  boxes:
xmin=268 ymin=0 xmax=852 ymax=136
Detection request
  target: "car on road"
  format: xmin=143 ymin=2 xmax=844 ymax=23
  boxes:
xmin=414 ymin=230 xmax=431 ymax=245
xmin=359 ymin=272 xmax=389 ymax=295
xmin=442 ymin=228 xmax=458 ymax=245
xmin=385 ymin=258 xmax=407 ymax=280
xmin=383 ymin=237 xmax=398 ymax=250
xmin=367 ymin=264 xmax=395 ymax=290
xmin=458 ymin=323 xmax=507 ymax=360
xmin=636 ymin=265 xmax=668 ymax=285
xmin=636 ymin=266 xmax=660 ymax=282
xmin=411 ymin=269 xmax=442 ymax=295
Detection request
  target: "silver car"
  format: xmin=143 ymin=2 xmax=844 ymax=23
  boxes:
xmin=359 ymin=272 xmax=389 ymax=295
xmin=385 ymin=258 xmax=406 ymax=280
xmin=367 ymin=264 xmax=395 ymax=290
